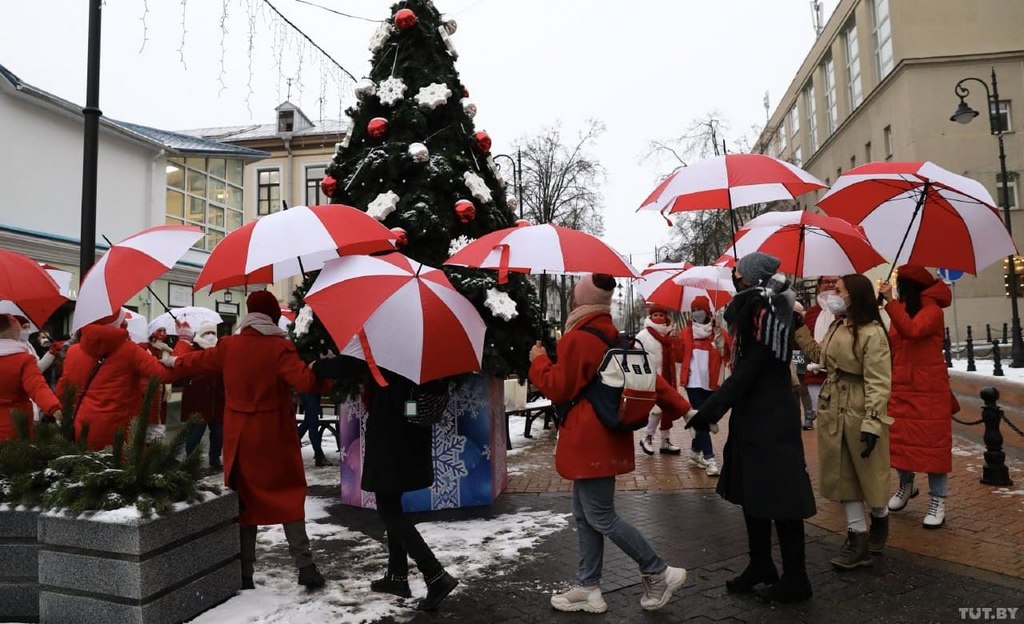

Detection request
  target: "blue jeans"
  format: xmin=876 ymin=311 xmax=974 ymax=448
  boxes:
xmin=185 ymin=420 xmax=223 ymax=466
xmin=296 ymin=393 xmax=325 ymax=459
xmin=898 ymin=470 xmax=948 ymax=498
xmin=572 ymin=477 xmax=666 ymax=586
xmin=685 ymin=387 xmax=715 ymax=459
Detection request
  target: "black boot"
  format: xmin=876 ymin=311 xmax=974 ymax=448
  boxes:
xmin=727 ymin=515 xmax=779 ymax=593
xmin=371 ymin=573 xmax=412 ymax=598
xmin=757 ymin=519 xmax=812 ymax=604
xmin=869 ymin=514 xmax=889 ymax=554
xmin=418 ymin=571 xmax=458 ymax=611
xmin=298 ymin=564 xmax=326 ymax=590
xmin=241 ymin=576 xmax=255 ymax=590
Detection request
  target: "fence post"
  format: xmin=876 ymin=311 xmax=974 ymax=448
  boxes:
xmin=966 ymin=325 xmax=977 ymax=372
xmin=992 ymin=341 xmax=1004 ymax=376
xmin=1002 ymin=322 xmax=1008 ymax=345
xmin=944 ymin=327 xmax=953 ymax=368
xmin=986 ymin=323 xmax=993 ymax=343
xmin=979 ymin=387 xmax=1014 ymax=487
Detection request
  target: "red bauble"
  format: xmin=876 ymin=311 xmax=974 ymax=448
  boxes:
xmin=390 ymin=227 xmax=408 ymax=249
xmin=367 ymin=117 xmax=388 ymax=139
xmin=320 ymin=175 xmax=337 ymax=199
xmin=473 ymin=131 xmax=492 ymax=153
xmin=395 ymin=8 xmax=417 ymax=29
xmin=455 ymin=199 xmax=476 ymax=224
xmin=462 ymin=86 xmax=469 ymax=97
xmin=514 ymin=219 xmax=531 ymax=228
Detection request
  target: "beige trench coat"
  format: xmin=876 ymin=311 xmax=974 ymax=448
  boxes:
xmin=795 ymin=319 xmax=893 ymax=508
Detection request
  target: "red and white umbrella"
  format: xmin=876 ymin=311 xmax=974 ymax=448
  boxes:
xmin=723 ymin=210 xmax=886 ymax=277
xmin=713 ymin=253 xmax=736 ymax=268
xmin=72 ymin=225 xmax=203 ymax=331
xmin=444 ymin=223 xmax=638 ymax=283
xmin=39 ymin=264 xmax=73 ymax=298
xmin=641 ymin=261 xmax=694 ymax=274
xmin=0 ymin=250 xmax=67 ymax=327
xmin=194 ymin=205 xmax=395 ymax=293
xmin=124 ymin=309 xmax=149 ymax=343
xmin=305 ymin=253 xmax=485 ymax=385
xmin=818 ymin=161 xmax=1016 ymax=274
xmin=636 ymin=265 xmax=733 ymax=311
xmin=149 ymin=306 xmax=224 ymax=336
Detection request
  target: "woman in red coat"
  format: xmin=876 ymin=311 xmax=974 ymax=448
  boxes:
xmin=0 ymin=314 xmax=61 ymax=441
xmin=56 ymin=311 xmax=174 ymax=450
xmin=164 ymin=291 xmax=327 ymax=591
xmin=529 ymin=274 xmax=691 ymax=615
xmin=879 ymin=265 xmax=953 ymax=529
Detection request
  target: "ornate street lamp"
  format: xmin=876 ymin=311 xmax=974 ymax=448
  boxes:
xmin=492 ymin=149 xmax=524 ymax=220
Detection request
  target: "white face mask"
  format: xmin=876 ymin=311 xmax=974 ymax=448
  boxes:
xmin=195 ymin=333 xmax=218 ymax=349
xmin=19 ymin=330 xmax=32 ymax=342
xmin=825 ymin=293 xmax=848 ymax=315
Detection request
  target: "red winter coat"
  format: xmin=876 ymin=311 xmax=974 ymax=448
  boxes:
xmin=677 ymin=326 xmax=732 ymax=391
xmin=0 ymin=348 xmax=61 ymax=442
xmin=803 ymin=305 xmax=827 ymax=385
xmin=886 ymin=281 xmax=954 ymax=474
xmin=172 ymin=328 xmax=325 ymax=526
xmin=57 ymin=326 xmax=174 ymax=450
xmin=177 ymin=342 xmax=225 ymax=425
xmin=529 ymin=312 xmax=690 ymax=480
xmin=139 ymin=342 xmax=173 ymax=425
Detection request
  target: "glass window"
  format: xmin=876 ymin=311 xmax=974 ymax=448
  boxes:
xmin=167 ymin=163 xmax=184 ymax=189
xmin=185 ymin=157 xmax=206 ymax=170
xmin=779 ymin=124 xmax=788 ymax=152
xmin=865 ymin=141 xmax=873 ymax=162
xmin=997 ymin=173 xmax=1019 ymax=210
xmin=873 ymin=0 xmax=893 ymax=81
xmin=209 ymin=178 xmax=227 ymax=204
xmin=823 ymin=56 xmax=838 ymax=135
xmin=305 ymin=165 xmax=328 ymax=206
xmin=208 ymin=205 xmax=225 ymax=228
xmin=166 ymin=190 xmax=184 ymax=218
xmin=883 ymin=125 xmax=894 ymax=159
xmin=278 ymin=110 xmax=295 ymax=133
xmin=188 ymin=196 xmax=206 ymax=222
xmin=792 ymin=146 xmax=803 ymax=167
xmin=992 ymin=100 xmax=1012 ymax=133
xmin=209 ymin=158 xmax=226 ymax=180
xmin=188 ymin=169 xmax=207 ymax=196
xmin=227 ymin=159 xmax=244 ymax=186
xmin=258 ymin=169 xmax=282 ymax=215
xmin=225 ymin=185 xmax=243 ymax=210
xmin=227 ymin=209 xmax=244 ymax=230
xmin=789 ymin=105 xmax=800 ymax=137
xmin=165 ymin=215 xmax=183 ymax=226
xmin=850 ymin=155 xmax=857 ymax=169
xmin=845 ymin=22 xmax=863 ymax=109
xmin=207 ymin=229 xmax=225 ymax=249
xmin=805 ymin=85 xmax=818 ymax=152
xmin=167 ymin=156 xmax=244 ymax=250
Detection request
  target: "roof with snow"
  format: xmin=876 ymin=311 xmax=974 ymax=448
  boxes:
xmin=178 ymin=118 xmax=351 ymax=143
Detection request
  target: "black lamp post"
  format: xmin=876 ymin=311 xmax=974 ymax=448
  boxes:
xmin=492 ymin=148 xmax=524 ymax=220
xmin=951 ymin=68 xmax=1024 ymax=367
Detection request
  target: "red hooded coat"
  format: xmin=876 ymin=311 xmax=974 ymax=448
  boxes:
xmin=886 ymin=280 xmax=954 ymax=474
xmin=0 ymin=349 xmax=61 ymax=441
xmin=529 ymin=312 xmax=690 ymax=480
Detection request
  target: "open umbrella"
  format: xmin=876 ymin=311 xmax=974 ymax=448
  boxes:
xmin=72 ymin=225 xmax=203 ymax=331
xmin=0 ymin=249 xmax=68 ymax=327
xmin=123 ymin=309 xmax=149 ymax=343
xmin=444 ymin=223 xmax=638 ymax=284
xmin=723 ymin=210 xmax=886 ymax=277
xmin=636 ymin=266 xmax=733 ymax=311
xmin=641 ymin=261 xmax=694 ymax=274
xmin=39 ymin=264 xmax=73 ymax=298
xmin=149 ymin=306 xmax=223 ymax=336
xmin=305 ymin=253 xmax=485 ymax=385
xmin=817 ymin=161 xmax=1016 ymax=275
xmin=194 ymin=204 xmax=395 ymax=293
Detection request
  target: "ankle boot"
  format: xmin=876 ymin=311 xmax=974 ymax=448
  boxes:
xmin=729 ymin=515 xmax=779 ymax=593
xmin=757 ymin=519 xmax=812 ymax=604
xmin=755 ymin=573 xmax=813 ymax=604
xmin=726 ymin=562 xmax=779 ymax=593
xmin=297 ymin=563 xmax=326 ymax=589
xmin=830 ymin=530 xmax=872 ymax=570
xmin=371 ymin=572 xmax=412 ymax=598
xmin=868 ymin=515 xmax=889 ymax=554
xmin=418 ymin=571 xmax=458 ymax=611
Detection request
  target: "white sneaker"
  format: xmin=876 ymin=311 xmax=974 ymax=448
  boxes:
xmin=660 ymin=438 xmax=682 ymax=455
xmin=550 ymin=586 xmax=607 ymax=613
xmin=704 ymin=458 xmax=720 ymax=476
xmin=640 ymin=566 xmax=687 ymax=611
xmin=923 ymin=497 xmax=945 ymax=529
xmin=688 ymin=451 xmax=708 ymax=469
xmin=640 ymin=435 xmax=655 ymax=456
xmin=888 ymin=481 xmax=919 ymax=511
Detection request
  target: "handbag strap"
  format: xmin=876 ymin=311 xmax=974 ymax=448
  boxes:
xmin=74 ymin=356 xmax=107 ymax=416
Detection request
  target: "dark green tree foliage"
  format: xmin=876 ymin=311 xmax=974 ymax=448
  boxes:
xmin=290 ymin=0 xmax=542 ymax=381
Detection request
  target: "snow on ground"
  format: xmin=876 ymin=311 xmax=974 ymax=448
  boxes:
xmin=950 ymin=357 xmax=1024 ymax=383
xmin=191 ymin=496 xmax=569 ymax=624
xmin=505 ymin=414 xmax=555 ymax=476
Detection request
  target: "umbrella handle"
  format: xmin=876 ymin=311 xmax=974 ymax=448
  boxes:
xmin=358 ymin=329 xmax=388 ymax=387
xmin=102 ymin=234 xmax=175 ymax=317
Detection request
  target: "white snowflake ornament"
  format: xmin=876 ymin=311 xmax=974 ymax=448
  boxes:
xmin=415 ymin=82 xmax=452 ymax=110
xmin=367 ymin=190 xmax=400 ymax=221
xmin=448 ymin=235 xmax=475 ymax=256
xmin=294 ymin=305 xmax=314 ymax=338
xmin=485 ymin=288 xmax=519 ymax=321
xmin=369 ymin=22 xmax=395 ymax=52
xmin=463 ymin=171 xmax=493 ymax=203
xmin=438 ymin=26 xmax=458 ymax=58
xmin=377 ymin=77 xmax=407 ymax=106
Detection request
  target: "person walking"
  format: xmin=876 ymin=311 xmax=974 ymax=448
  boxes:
xmin=530 ymin=273 xmax=691 ymax=614
xmin=312 ymin=358 xmax=460 ymax=612
xmin=795 ymin=274 xmax=893 ymax=567
xmin=677 ymin=296 xmax=730 ymax=476
xmin=685 ymin=253 xmax=816 ymax=604
xmin=801 ymin=276 xmax=841 ymax=430
xmin=297 ymin=392 xmax=332 ymax=467
xmin=162 ymin=291 xmax=327 ymax=591
xmin=140 ymin=325 xmax=174 ymax=437
xmin=636 ymin=304 xmax=682 ymax=456
xmin=177 ymin=321 xmax=225 ymax=471
xmin=879 ymin=265 xmax=953 ymax=529
xmin=0 ymin=314 xmax=62 ymax=441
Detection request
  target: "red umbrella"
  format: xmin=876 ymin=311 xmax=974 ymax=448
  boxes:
xmin=641 ymin=261 xmax=694 ymax=275
xmin=636 ymin=266 xmax=733 ymax=311
xmin=0 ymin=250 xmax=67 ymax=326
xmin=305 ymin=253 xmax=485 ymax=385
xmin=444 ymin=223 xmax=638 ymax=284
xmin=195 ymin=204 xmax=395 ymax=293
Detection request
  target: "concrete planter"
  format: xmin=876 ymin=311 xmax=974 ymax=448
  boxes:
xmin=37 ymin=491 xmax=240 ymax=624
xmin=0 ymin=506 xmax=41 ymax=623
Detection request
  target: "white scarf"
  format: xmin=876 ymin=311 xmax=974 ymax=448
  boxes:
xmin=236 ymin=313 xmax=288 ymax=337
xmin=644 ymin=317 xmax=671 ymax=335
xmin=692 ymin=321 xmax=713 ymax=340
xmin=814 ymin=292 xmax=836 ymax=341
xmin=0 ymin=338 xmax=35 ymax=357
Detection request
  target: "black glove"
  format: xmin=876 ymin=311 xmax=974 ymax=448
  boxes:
xmin=684 ymin=411 xmax=712 ymax=432
xmin=793 ymin=310 xmax=805 ymax=328
xmin=860 ymin=431 xmax=879 ymax=458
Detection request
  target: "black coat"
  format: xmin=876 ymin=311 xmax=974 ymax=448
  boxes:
xmin=697 ymin=295 xmax=817 ymax=521
xmin=313 ymin=357 xmax=434 ymax=494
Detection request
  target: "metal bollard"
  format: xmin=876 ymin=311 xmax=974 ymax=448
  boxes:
xmin=1002 ymin=322 xmax=1008 ymax=345
xmin=986 ymin=323 xmax=993 ymax=343
xmin=944 ymin=327 xmax=953 ymax=368
xmin=979 ymin=387 xmax=1014 ymax=487
xmin=966 ymin=325 xmax=977 ymax=372
xmin=992 ymin=341 xmax=1004 ymax=377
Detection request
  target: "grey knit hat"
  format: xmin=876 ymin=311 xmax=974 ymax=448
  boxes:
xmin=736 ymin=252 xmax=782 ymax=286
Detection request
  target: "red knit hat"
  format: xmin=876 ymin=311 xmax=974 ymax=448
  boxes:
xmin=897 ymin=264 xmax=936 ymax=287
xmin=247 ymin=290 xmax=282 ymax=323
xmin=690 ymin=296 xmax=712 ymax=314
xmin=648 ymin=304 xmax=672 ymax=317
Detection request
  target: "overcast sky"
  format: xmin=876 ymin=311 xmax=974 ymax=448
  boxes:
xmin=1 ymin=0 xmax=839 ymax=266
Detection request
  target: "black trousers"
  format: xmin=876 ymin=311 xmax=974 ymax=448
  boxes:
xmin=744 ymin=514 xmax=807 ymax=578
xmin=376 ymin=491 xmax=443 ymax=581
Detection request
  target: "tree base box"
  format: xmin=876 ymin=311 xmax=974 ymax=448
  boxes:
xmin=339 ymin=374 xmax=507 ymax=511
xmin=0 ymin=506 xmax=40 ymax=623
xmin=37 ymin=491 xmax=241 ymax=624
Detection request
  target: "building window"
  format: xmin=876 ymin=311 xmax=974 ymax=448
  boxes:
xmin=883 ymin=125 xmax=894 ymax=159
xmin=850 ymin=155 xmax=857 ymax=169
xmin=805 ymin=85 xmax=818 ymax=152
xmin=845 ymin=22 xmax=863 ymax=109
xmin=997 ymin=173 xmax=1019 ymax=210
xmin=278 ymin=110 xmax=295 ymax=133
xmin=837 ymin=167 xmax=843 ymax=180
xmin=257 ymin=169 xmax=282 ymax=216
xmin=305 ymin=165 xmax=328 ymax=206
xmin=789 ymin=104 xmax=800 ymax=138
xmin=779 ymin=124 xmax=787 ymax=153
xmin=823 ymin=56 xmax=838 ymax=135
xmin=865 ymin=141 xmax=873 ymax=162
xmin=872 ymin=0 xmax=893 ymax=81
xmin=992 ymin=100 xmax=1013 ymax=133
xmin=165 ymin=157 xmax=244 ymax=251
xmin=792 ymin=146 xmax=803 ymax=167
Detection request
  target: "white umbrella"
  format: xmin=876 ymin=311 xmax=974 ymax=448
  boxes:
xmin=149 ymin=306 xmax=223 ymax=336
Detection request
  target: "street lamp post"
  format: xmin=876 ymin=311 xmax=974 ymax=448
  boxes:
xmin=492 ymin=149 xmax=524 ymax=220
xmin=951 ymin=67 xmax=1024 ymax=367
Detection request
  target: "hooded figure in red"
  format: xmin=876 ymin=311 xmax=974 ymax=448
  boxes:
xmin=635 ymin=303 xmax=682 ymax=456
xmin=0 ymin=314 xmax=61 ymax=441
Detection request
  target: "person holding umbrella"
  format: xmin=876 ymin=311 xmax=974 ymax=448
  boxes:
xmin=0 ymin=314 xmax=62 ymax=441
xmin=636 ymin=304 xmax=683 ymax=456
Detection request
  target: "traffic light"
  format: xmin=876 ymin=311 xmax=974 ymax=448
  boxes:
xmin=1003 ymin=256 xmax=1024 ymax=297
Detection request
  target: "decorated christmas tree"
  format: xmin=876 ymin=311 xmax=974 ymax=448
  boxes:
xmin=290 ymin=0 xmax=542 ymax=379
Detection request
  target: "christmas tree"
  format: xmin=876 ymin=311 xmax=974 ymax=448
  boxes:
xmin=290 ymin=0 xmax=542 ymax=380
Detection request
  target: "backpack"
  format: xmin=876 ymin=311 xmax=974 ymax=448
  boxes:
xmin=553 ymin=326 xmax=658 ymax=431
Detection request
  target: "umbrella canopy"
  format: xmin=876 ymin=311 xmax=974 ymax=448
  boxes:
xmin=723 ymin=211 xmax=886 ymax=277
xmin=39 ymin=264 xmax=73 ymax=298
xmin=0 ymin=249 xmax=68 ymax=327
xmin=817 ymin=161 xmax=1016 ymax=274
xmin=124 ymin=309 xmax=149 ymax=343
xmin=149 ymin=306 xmax=223 ymax=336
xmin=712 ymin=253 xmax=736 ymax=268
xmin=640 ymin=261 xmax=694 ymax=275
xmin=72 ymin=225 xmax=203 ymax=331
xmin=194 ymin=204 xmax=395 ymax=293
xmin=444 ymin=223 xmax=638 ymax=283
xmin=636 ymin=266 xmax=733 ymax=312
xmin=305 ymin=253 xmax=486 ymax=384
xmin=278 ymin=308 xmax=296 ymax=331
